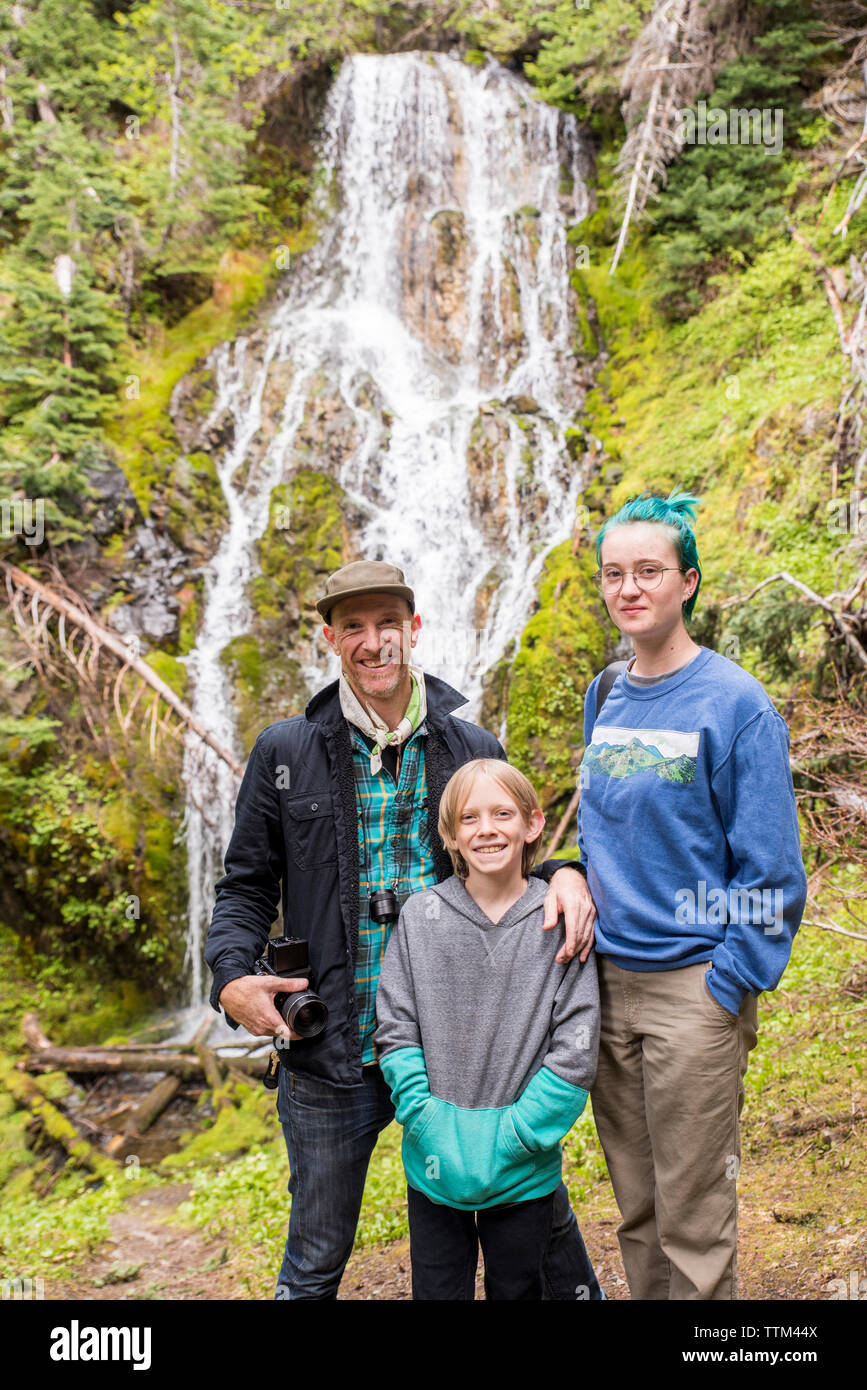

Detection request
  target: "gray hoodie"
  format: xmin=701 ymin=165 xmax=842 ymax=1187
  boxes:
xmin=375 ymin=874 xmax=600 ymax=1210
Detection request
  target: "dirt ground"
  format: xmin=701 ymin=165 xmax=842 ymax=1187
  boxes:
xmin=44 ymin=1178 xmax=865 ymax=1301
xmin=44 ymin=1185 xmax=239 ymax=1301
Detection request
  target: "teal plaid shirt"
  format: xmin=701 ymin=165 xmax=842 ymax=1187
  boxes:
xmin=350 ymin=720 xmax=439 ymax=1064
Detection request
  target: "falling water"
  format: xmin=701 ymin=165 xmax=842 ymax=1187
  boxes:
xmin=179 ymin=52 xmax=593 ymax=1002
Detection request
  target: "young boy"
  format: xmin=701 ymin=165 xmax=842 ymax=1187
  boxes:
xmin=375 ymin=758 xmax=600 ymax=1300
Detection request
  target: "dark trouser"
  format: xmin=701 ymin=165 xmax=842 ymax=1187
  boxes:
xmin=276 ymin=1064 xmax=604 ymax=1300
xmin=407 ymin=1185 xmax=556 ymax=1300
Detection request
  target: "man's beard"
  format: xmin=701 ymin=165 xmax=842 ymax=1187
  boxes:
xmin=345 ymin=656 xmax=407 ymax=703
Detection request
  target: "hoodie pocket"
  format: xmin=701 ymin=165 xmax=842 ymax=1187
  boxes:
xmin=407 ymin=1097 xmax=437 ymax=1144
xmin=404 ymin=1099 xmax=537 ymax=1208
xmin=501 ymin=1109 xmax=535 ymax=1162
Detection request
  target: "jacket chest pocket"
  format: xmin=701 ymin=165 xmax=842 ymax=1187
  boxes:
xmin=285 ymin=793 xmax=337 ymax=869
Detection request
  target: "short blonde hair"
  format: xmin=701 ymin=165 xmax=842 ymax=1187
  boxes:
xmin=438 ymin=758 xmax=543 ymax=880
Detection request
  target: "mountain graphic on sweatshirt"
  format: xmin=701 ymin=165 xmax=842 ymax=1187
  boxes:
xmin=582 ymin=732 xmax=697 ymax=784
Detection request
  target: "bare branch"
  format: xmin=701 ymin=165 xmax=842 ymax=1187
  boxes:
xmin=1 ymin=561 xmax=244 ymax=776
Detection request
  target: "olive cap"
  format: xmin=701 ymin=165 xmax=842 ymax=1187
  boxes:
xmin=316 ymin=560 xmax=415 ymax=623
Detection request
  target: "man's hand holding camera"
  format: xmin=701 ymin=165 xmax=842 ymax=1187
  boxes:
xmin=220 ymin=936 xmax=329 ymax=1049
xmin=218 ymin=973 xmax=310 ymax=1043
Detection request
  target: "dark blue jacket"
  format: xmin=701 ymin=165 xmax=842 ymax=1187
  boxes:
xmin=205 ymin=672 xmax=576 ymax=1088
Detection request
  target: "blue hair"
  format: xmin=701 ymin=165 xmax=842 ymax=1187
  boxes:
xmin=594 ymin=489 xmax=703 ymax=621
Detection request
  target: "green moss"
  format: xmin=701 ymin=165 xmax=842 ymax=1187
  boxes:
xmin=159 ymin=1085 xmax=275 ymax=1171
xmin=430 ymin=209 xmax=466 ymax=267
xmin=257 ymin=471 xmax=346 ymax=596
xmin=0 ymin=924 xmax=153 ymax=1053
xmin=165 ymin=451 xmax=227 ymax=559
xmin=0 ymin=1103 xmax=35 ymax=1189
xmin=177 ymin=582 xmax=202 ymax=656
xmin=570 ymin=271 xmax=601 ymax=357
xmin=144 ymin=651 xmax=189 ymax=702
xmin=98 ymin=795 xmax=140 ymax=856
xmin=219 ymin=632 xmax=305 ymax=750
xmin=503 ymin=540 xmax=609 ymax=806
xmin=143 ymin=817 xmax=178 ymax=884
xmin=104 ymin=247 xmax=277 ymax=521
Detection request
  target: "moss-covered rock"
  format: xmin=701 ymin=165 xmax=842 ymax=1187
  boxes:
xmin=218 ymin=469 xmax=366 ymax=744
xmin=497 ymin=538 xmax=609 ymax=807
xmin=165 ymin=451 xmax=227 ymax=562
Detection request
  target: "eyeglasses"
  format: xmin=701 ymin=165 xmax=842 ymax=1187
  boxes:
xmin=592 ymin=565 xmax=685 ymax=594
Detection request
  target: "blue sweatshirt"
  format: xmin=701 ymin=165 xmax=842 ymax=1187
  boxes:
xmin=577 ymin=647 xmax=807 ymax=1014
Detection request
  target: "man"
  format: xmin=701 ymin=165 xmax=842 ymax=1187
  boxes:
xmin=205 ymin=560 xmax=601 ymax=1300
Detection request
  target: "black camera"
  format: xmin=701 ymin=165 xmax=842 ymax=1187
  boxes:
xmin=254 ymin=936 xmax=328 ymax=1039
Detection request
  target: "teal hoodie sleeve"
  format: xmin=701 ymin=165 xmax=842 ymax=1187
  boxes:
xmin=510 ymin=1066 xmax=588 ymax=1152
xmin=378 ymin=1045 xmax=432 ymax=1134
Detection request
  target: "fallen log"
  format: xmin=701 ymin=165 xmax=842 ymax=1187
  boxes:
xmin=21 ymin=1006 xmax=271 ymax=1094
xmin=23 ymin=1045 xmax=266 ymax=1080
xmin=0 ymin=1058 xmax=116 ymax=1179
xmin=21 ymin=1013 xmax=51 ymax=1051
xmin=196 ymin=1042 xmax=231 ymax=1110
xmin=23 ymin=1047 xmax=205 ymax=1078
xmin=104 ymin=1019 xmax=216 ymax=1155
xmin=225 ymin=1063 xmax=259 ymax=1090
xmin=105 ymin=1076 xmax=183 ymax=1156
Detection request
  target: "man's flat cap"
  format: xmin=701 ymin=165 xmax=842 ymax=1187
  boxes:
xmin=316 ymin=560 xmax=415 ymax=622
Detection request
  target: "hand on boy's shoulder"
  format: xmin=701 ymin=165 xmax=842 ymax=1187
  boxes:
xmin=541 ymin=868 xmax=597 ymax=964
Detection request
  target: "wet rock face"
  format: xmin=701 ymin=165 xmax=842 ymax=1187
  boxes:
xmin=170 ymin=365 xmax=225 ymax=455
xmin=479 ymin=254 xmax=524 ymax=391
xmin=291 ymin=376 xmax=363 ymax=478
xmin=467 ymin=409 xmax=511 ymax=542
xmin=109 ymin=523 xmax=187 ymax=644
xmin=401 ymin=204 xmax=470 ymax=364
xmin=81 ymin=456 xmax=143 ymax=540
xmin=260 ymin=358 xmax=296 ymax=437
xmin=465 ymin=400 xmax=564 ymax=547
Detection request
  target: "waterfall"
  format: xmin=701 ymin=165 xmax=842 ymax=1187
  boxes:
xmin=179 ymin=52 xmax=592 ymax=1004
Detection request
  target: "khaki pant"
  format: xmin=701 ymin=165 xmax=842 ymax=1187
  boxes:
xmin=590 ymin=957 xmax=759 ymax=1300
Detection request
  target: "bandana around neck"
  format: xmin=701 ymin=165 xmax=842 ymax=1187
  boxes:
xmin=339 ymin=666 xmax=427 ymax=774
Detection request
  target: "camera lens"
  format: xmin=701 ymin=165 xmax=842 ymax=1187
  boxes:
xmin=284 ymin=990 xmax=328 ymax=1038
xmin=370 ymin=889 xmax=400 ymax=923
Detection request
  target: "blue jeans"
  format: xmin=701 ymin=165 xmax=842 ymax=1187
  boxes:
xmin=275 ymin=1065 xmax=604 ymax=1300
